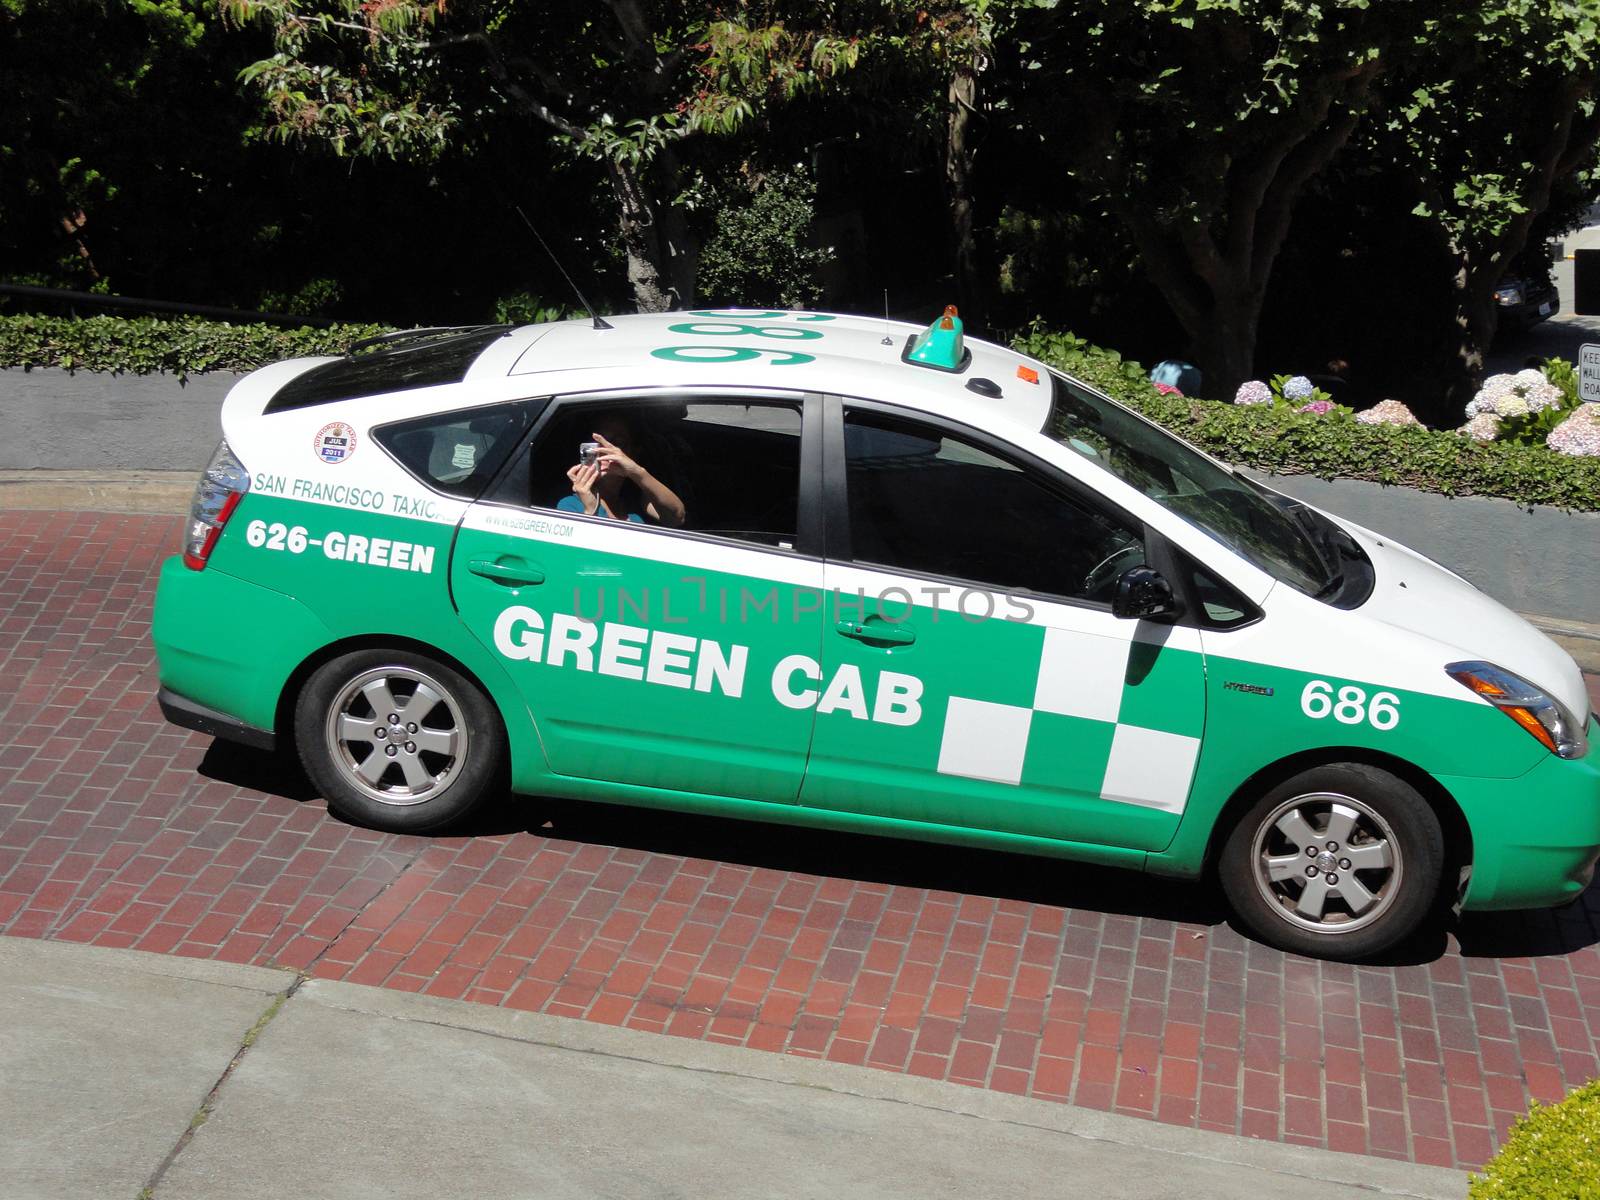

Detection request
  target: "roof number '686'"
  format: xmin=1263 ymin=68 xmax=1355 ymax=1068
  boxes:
xmin=1300 ymin=680 xmax=1400 ymax=731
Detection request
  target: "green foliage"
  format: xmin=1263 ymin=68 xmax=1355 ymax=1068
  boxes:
xmin=257 ymin=277 xmax=344 ymax=318
xmin=695 ymin=169 xmax=834 ymax=310
xmin=0 ymin=314 xmax=388 ymax=380
xmin=490 ymin=293 xmax=578 ymax=326
xmin=1468 ymin=1079 xmax=1600 ymax=1198
xmin=1013 ymin=325 xmax=1600 ymax=512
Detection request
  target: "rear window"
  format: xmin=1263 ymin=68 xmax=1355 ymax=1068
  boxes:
xmin=265 ymin=328 xmax=511 ymax=413
xmin=374 ymin=400 xmax=541 ymax=499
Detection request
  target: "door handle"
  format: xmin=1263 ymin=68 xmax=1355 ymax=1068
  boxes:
xmin=468 ymin=558 xmax=545 ymax=586
xmin=835 ymin=618 xmax=915 ymax=646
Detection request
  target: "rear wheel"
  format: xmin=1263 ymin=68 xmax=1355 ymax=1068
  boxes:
xmin=1219 ymin=763 xmax=1444 ymax=960
xmin=295 ymin=648 xmax=504 ymax=833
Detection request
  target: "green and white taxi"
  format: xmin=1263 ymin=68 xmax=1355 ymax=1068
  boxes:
xmin=152 ymin=307 xmax=1600 ymax=959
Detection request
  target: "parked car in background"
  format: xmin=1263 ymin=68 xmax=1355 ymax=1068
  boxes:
xmin=1494 ymin=272 xmax=1560 ymax=330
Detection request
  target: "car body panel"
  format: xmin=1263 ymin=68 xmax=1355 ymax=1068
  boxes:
xmin=151 ymin=309 xmax=1600 ymax=917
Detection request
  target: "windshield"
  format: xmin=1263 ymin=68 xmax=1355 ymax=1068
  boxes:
xmin=1045 ymin=373 xmax=1329 ymax=595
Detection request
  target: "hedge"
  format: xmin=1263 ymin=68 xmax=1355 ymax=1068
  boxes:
xmin=1468 ymin=1079 xmax=1600 ymax=1198
xmin=2 ymin=312 xmax=1597 ymax=512
xmin=1013 ymin=326 xmax=1600 ymax=513
xmin=0 ymin=313 xmax=388 ymax=379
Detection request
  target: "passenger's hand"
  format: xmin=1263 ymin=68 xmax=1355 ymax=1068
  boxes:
xmin=592 ymin=432 xmax=640 ymax=480
xmin=567 ymin=462 xmax=601 ymax=515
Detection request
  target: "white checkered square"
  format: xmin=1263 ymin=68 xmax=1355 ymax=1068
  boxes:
xmin=1100 ymin=724 xmax=1201 ymax=813
xmin=1032 ymin=626 xmax=1130 ymax=724
xmin=937 ymin=697 xmax=1033 ymax=785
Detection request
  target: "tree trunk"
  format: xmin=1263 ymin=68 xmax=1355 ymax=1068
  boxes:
xmin=1180 ymin=282 xmax=1265 ymax=400
xmin=606 ymin=158 xmax=695 ymax=312
xmin=945 ymin=64 xmax=983 ymax=321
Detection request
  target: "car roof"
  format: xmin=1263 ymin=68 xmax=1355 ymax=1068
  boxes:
xmin=465 ymin=310 xmax=1055 ymax=432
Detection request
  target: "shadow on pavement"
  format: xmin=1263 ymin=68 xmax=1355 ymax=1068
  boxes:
xmin=196 ymin=739 xmax=320 ymax=803
xmin=1454 ymin=890 xmax=1600 ymax=961
xmin=190 ymin=737 xmax=1600 ymax=963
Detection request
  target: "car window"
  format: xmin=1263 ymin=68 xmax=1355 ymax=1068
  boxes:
xmin=268 ymin=327 xmax=511 ymax=412
xmin=491 ymin=397 xmax=804 ymax=549
xmin=842 ymin=409 xmax=1145 ymax=603
xmin=1046 ymin=373 xmax=1329 ymax=595
xmin=374 ymin=399 xmax=536 ymax=499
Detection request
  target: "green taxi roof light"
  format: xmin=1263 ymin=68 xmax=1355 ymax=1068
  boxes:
xmin=902 ymin=304 xmax=971 ymax=374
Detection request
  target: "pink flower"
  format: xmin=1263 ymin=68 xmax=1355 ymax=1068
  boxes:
xmin=1153 ymin=382 xmax=1183 ymax=396
xmin=1297 ymin=400 xmax=1334 ymax=415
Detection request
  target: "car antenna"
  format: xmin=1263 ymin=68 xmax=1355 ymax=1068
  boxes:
xmin=512 ymin=204 xmax=613 ymax=331
xmin=881 ymin=288 xmax=893 ymax=345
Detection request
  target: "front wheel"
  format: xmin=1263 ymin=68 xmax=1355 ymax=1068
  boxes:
xmin=294 ymin=648 xmax=504 ymax=833
xmin=1219 ymin=764 xmax=1444 ymax=960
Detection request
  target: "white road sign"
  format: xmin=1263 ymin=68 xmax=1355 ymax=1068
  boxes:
xmin=1582 ymin=343 xmax=1600 ymax=402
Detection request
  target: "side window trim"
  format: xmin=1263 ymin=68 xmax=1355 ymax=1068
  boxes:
xmin=826 ymin=396 xmax=1154 ymax=612
xmin=372 ymin=396 xmax=547 ymax=501
xmin=474 ymin=390 xmax=828 ymax=561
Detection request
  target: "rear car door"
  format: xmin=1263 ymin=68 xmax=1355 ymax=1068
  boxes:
xmin=797 ymin=401 xmax=1209 ymax=853
xmin=449 ymin=391 xmax=826 ymax=804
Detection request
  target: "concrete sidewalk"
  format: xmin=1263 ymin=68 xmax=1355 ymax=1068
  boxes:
xmin=1 ymin=938 xmax=1465 ymax=1200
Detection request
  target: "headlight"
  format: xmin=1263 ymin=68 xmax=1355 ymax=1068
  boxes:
xmin=1446 ymin=661 xmax=1589 ymax=760
xmin=1494 ymin=286 xmax=1524 ymax=305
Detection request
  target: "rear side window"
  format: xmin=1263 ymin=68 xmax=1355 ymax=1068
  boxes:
xmin=374 ymin=400 xmax=540 ymax=499
xmin=266 ymin=328 xmax=511 ymax=413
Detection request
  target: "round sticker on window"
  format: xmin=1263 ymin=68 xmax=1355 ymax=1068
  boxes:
xmin=314 ymin=421 xmax=357 ymax=465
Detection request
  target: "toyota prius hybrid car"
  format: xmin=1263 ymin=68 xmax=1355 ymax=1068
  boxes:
xmin=152 ymin=307 xmax=1600 ymax=960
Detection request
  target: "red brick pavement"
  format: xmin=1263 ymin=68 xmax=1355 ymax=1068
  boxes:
xmin=3 ymin=509 xmax=1599 ymax=1172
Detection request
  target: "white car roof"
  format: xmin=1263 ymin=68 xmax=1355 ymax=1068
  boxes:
xmin=465 ymin=311 xmax=1055 ymax=433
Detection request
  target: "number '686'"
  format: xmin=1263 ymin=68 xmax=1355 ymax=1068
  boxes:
xmin=1300 ymin=680 xmax=1400 ymax=731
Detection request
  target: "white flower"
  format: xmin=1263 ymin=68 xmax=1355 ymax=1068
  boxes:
xmin=1356 ymin=400 xmax=1422 ymax=427
xmin=1494 ymin=393 xmax=1530 ymax=418
xmin=1547 ymin=404 xmax=1600 ymax=456
xmin=1458 ymin=412 xmax=1501 ymax=442
xmin=1234 ymin=380 xmax=1272 ymax=406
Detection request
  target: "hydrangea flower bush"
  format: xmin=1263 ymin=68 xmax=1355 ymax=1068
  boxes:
xmin=1355 ymin=399 xmax=1423 ymax=427
xmin=1547 ymin=404 xmax=1600 ymax=456
xmin=1467 ymin=370 xmax=1564 ymax=418
xmin=1282 ymin=375 xmax=1314 ymax=401
xmin=1460 ymin=360 xmax=1584 ymax=448
xmin=1234 ymin=380 xmax=1272 ymax=406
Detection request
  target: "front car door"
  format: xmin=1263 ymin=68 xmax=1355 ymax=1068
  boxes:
xmin=797 ymin=401 xmax=1208 ymax=853
xmin=450 ymin=390 xmax=826 ymax=804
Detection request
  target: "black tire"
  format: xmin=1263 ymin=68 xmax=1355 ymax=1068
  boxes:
xmin=294 ymin=648 xmax=505 ymax=833
xmin=1218 ymin=763 xmax=1444 ymax=960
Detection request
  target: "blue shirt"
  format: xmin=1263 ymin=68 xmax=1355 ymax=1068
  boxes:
xmin=558 ymin=495 xmax=643 ymax=523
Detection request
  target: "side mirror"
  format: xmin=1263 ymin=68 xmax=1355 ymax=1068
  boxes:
xmin=1112 ymin=565 xmax=1183 ymax=622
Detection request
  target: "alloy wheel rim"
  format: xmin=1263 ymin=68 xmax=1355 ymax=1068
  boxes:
xmin=1249 ymin=791 xmax=1403 ymax=935
xmin=324 ymin=666 xmax=467 ymax=806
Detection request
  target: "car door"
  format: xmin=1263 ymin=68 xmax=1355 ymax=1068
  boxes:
xmin=450 ymin=391 xmax=826 ymax=805
xmin=796 ymin=401 xmax=1208 ymax=853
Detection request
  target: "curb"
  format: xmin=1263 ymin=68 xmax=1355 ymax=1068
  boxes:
xmin=0 ymin=469 xmax=193 ymax=514
xmin=298 ymin=976 xmax=1466 ymax=1198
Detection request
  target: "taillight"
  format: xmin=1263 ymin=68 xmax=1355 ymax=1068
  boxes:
xmin=182 ymin=440 xmax=251 ymax=570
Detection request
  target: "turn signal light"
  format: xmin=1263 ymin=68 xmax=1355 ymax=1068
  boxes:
xmin=1446 ymin=661 xmax=1589 ymax=759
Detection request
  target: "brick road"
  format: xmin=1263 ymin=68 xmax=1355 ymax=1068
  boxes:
xmin=3 ymin=509 xmax=1598 ymax=1172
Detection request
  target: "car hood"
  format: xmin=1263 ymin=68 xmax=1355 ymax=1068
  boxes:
xmin=1343 ymin=525 xmax=1591 ymax=720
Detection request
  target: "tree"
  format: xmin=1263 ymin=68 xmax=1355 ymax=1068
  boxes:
xmin=1372 ymin=1 xmax=1600 ymax=405
xmin=224 ymin=0 xmax=740 ymax=310
xmin=0 ymin=0 xmax=208 ymax=287
xmin=693 ymin=2 xmax=1013 ymax=320
xmin=1015 ymin=1 xmax=1418 ymax=394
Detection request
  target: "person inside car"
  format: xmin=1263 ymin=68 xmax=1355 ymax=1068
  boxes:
xmin=561 ymin=417 xmax=686 ymax=527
